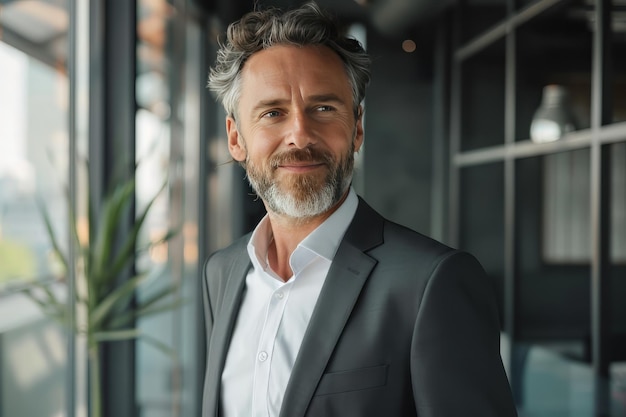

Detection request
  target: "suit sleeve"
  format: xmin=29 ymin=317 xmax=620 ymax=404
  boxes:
xmin=201 ymin=257 xmax=215 ymax=415
xmin=202 ymin=258 xmax=214 ymax=341
xmin=411 ymin=251 xmax=518 ymax=417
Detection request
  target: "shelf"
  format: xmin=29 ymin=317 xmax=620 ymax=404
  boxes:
xmin=448 ymin=0 xmax=625 ymax=410
xmin=454 ymin=121 xmax=626 ymax=167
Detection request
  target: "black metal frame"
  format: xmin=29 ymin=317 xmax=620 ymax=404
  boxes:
xmin=66 ymin=0 xmax=78 ymax=416
xmin=590 ymin=0 xmax=613 ymax=414
xmin=196 ymin=13 xmax=222 ymax=417
xmin=447 ymin=0 xmax=622 ymax=415
xmin=430 ymin=12 xmax=452 ymax=242
xmin=89 ymin=0 xmax=137 ymax=416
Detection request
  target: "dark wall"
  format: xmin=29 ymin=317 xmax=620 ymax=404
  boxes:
xmin=363 ymin=27 xmax=435 ymax=236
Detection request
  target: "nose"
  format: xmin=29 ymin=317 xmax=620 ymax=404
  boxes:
xmin=286 ymin=111 xmax=316 ymax=149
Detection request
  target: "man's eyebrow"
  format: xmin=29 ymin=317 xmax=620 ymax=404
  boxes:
xmin=250 ymin=94 xmax=349 ymax=115
xmin=308 ymin=94 xmax=346 ymax=104
xmin=250 ymin=99 xmax=288 ymax=114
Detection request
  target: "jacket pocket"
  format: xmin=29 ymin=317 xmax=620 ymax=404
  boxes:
xmin=314 ymin=364 xmax=388 ymax=396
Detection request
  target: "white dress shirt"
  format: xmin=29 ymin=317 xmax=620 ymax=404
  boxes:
xmin=220 ymin=188 xmax=358 ymax=417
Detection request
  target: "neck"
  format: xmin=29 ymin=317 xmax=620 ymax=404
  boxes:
xmin=265 ymin=190 xmax=349 ymax=281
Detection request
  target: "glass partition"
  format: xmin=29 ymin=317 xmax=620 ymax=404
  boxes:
xmin=135 ymin=1 xmax=205 ymax=415
xmin=0 ymin=1 xmax=71 ymax=416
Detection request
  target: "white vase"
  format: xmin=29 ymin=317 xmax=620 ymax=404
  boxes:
xmin=530 ymin=85 xmax=577 ymax=144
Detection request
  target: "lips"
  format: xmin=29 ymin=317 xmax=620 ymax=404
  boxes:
xmin=277 ymin=162 xmax=326 ymax=175
xmin=278 ymin=162 xmax=324 ymax=168
xmin=271 ymin=148 xmax=332 ymax=170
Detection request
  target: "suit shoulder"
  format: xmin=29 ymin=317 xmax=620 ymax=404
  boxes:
xmin=378 ymin=218 xmax=491 ymax=286
xmin=202 ymin=234 xmax=251 ymax=314
xmin=203 ymin=233 xmax=251 ymax=287
xmin=353 ymin=197 xmax=455 ymax=261
xmin=205 ymin=233 xmax=250 ymax=266
xmin=376 ymin=220 xmax=491 ymax=306
xmin=381 ymin=219 xmax=456 ymax=259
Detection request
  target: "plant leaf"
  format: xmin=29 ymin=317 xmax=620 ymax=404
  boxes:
xmin=108 ymin=181 xmax=170 ymax=281
xmin=136 ymin=284 xmax=179 ymax=311
xmin=104 ymin=311 xmax=134 ymax=329
xmin=89 ymin=273 xmax=147 ymax=330
xmin=92 ymin=328 xmax=140 ymax=343
xmin=22 ymin=286 xmax=68 ymax=328
xmin=135 ymin=227 xmax=180 ymax=255
xmin=106 ymin=284 xmax=180 ymax=329
xmin=136 ymin=297 xmax=186 ymax=319
xmin=139 ymin=334 xmax=177 ymax=360
xmin=90 ymin=180 xmax=136 ymax=288
xmin=36 ymin=197 xmax=69 ymax=274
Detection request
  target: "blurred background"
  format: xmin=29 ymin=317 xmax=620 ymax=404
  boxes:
xmin=0 ymin=0 xmax=625 ymax=416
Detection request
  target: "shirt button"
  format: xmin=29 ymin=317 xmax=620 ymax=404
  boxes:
xmin=275 ymin=292 xmax=284 ymax=299
xmin=258 ymin=351 xmax=268 ymax=362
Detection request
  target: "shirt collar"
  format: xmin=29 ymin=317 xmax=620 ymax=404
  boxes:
xmin=247 ymin=188 xmax=358 ymax=274
xmin=298 ymin=187 xmax=358 ymax=261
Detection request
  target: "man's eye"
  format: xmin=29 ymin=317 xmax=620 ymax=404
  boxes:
xmin=263 ymin=110 xmax=281 ymax=118
xmin=317 ymin=105 xmax=334 ymax=112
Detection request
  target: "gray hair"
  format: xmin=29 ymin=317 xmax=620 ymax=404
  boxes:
xmin=207 ymin=2 xmax=371 ymax=119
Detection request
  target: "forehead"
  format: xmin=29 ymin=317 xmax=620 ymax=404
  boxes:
xmin=238 ymin=45 xmax=352 ymax=102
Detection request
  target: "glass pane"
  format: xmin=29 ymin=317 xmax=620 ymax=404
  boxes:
xmin=178 ymin=19 xmax=203 ymax=417
xmin=136 ymin=0 xmax=177 ymax=415
xmin=135 ymin=2 xmax=205 ymax=414
xmin=542 ymin=150 xmax=592 ymax=263
xmin=0 ymin=314 xmax=69 ymax=416
xmin=612 ymin=362 xmax=626 ymax=417
xmin=0 ymin=0 xmax=70 ymax=416
xmin=612 ymin=0 xmax=626 ymax=124
xmin=517 ymin=152 xmax=591 ymax=334
xmin=516 ymin=0 xmax=593 ymax=142
xmin=0 ymin=39 xmax=69 ymax=287
xmin=514 ymin=153 xmax=593 ymax=416
xmin=459 ymin=162 xmax=505 ymax=321
xmin=611 ymin=142 xmax=626 ymax=264
xmin=514 ymin=341 xmax=594 ymax=417
xmin=611 ymin=142 xmax=626 ymax=417
xmin=460 ymin=0 xmax=507 ymax=43
xmin=460 ymin=39 xmax=506 ymax=151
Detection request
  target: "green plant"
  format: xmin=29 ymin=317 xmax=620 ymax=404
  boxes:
xmin=25 ymin=177 xmax=180 ymax=417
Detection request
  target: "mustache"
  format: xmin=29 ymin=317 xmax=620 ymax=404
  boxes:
xmin=270 ymin=147 xmax=334 ymax=168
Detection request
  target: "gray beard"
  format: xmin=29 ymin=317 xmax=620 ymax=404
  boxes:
xmin=244 ymin=146 xmax=355 ymax=220
xmin=252 ymin=171 xmax=351 ymax=219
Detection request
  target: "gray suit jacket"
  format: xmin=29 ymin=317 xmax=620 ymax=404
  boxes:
xmin=202 ymin=198 xmax=518 ymax=417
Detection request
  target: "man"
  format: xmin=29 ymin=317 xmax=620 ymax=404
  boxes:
xmin=203 ymin=2 xmax=518 ymax=417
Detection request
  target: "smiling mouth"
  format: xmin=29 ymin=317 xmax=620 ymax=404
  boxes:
xmin=278 ymin=162 xmax=325 ymax=172
xmin=271 ymin=147 xmax=332 ymax=172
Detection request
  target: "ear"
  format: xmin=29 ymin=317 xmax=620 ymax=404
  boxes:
xmin=353 ymin=106 xmax=364 ymax=153
xmin=226 ymin=116 xmax=246 ymax=162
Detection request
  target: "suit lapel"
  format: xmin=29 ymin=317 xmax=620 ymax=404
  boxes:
xmin=204 ymin=251 xmax=251 ymax=417
xmin=279 ymin=199 xmax=384 ymax=417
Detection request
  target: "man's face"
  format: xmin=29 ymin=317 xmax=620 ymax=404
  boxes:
xmin=226 ymin=45 xmax=364 ymax=220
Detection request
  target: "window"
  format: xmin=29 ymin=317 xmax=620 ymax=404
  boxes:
xmin=0 ymin=1 xmax=73 ymax=416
